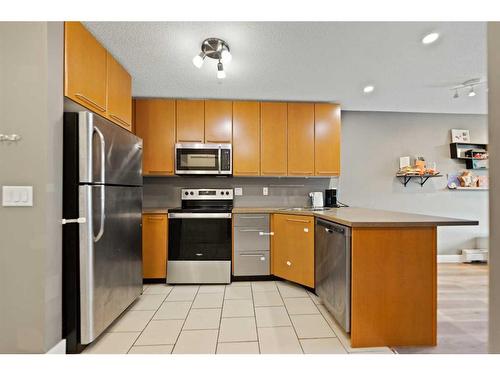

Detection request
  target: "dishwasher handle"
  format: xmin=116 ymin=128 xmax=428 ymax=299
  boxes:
xmin=318 ymin=219 xmax=350 ymax=236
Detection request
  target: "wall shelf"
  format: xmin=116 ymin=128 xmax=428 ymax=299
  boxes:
xmin=450 ymin=142 xmax=488 ymax=170
xmin=397 ymin=174 xmax=443 ymax=187
xmin=448 ymin=186 xmax=489 ymax=191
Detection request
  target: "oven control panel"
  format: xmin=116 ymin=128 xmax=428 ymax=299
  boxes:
xmin=181 ymin=189 xmax=234 ymax=200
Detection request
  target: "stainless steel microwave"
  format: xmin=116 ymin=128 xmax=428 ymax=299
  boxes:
xmin=175 ymin=143 xmax=232 ymax=175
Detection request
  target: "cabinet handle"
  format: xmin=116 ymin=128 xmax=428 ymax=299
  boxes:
xmin=286 ymin=218 xmax=310 ymax=223
xmin=205 ymin=139 xmax=229 ymax=143
xmin=146 ymin=170 xmax=173 ymax=174
xmin=75 ymin=93 xmax=106 ymax=112
xmin=146 ymin=217 xmax=165 ymax=221
xmin=286 ymin=261 xmax=292 ymax=266
xmin=236 ymin=171 xmax=259 ymax=174
xmin=288 ymin=171 xmax=313 ymax=175
xmin=316 ymin=171 xmax=339 ymax=175
xmin=238 ymin=229 xmax=261 ymax=232
xmin=178 ymin=139 xmax=203 ymax=143
xmin=110 ymin=114 xmax=131 ymax=128
xmin=259 ymin=231 xmax=274 ymax=236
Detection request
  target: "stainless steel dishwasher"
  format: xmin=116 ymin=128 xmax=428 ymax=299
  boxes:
xmin=315 ymin=219 xmax=351 ymax=332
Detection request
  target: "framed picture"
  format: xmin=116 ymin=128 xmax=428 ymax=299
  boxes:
xmin=451 ymin=129 xmax=471 ymax=143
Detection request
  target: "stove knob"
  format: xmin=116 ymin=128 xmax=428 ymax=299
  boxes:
xmin=226 ymin=191 xmax=230 ymax=195
xmin=190 ymin=191 xmax=194 ymax=195
xmin=184 ymin=192 xmax=188 ymax=196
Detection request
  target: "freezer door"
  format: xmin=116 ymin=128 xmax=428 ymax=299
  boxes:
xmin=78 ymin=185 xmax=142 ymax=344
xmin=77 ymin=111 xmax=143 ymax=186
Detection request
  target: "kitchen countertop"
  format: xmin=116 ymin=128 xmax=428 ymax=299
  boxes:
xmin=142 ymin=208 xmax=169 ymax=214
xmin=232 ymin=206 xmax=479 ymax=228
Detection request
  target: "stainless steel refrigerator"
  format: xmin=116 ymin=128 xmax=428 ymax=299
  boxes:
xmin=62 ymin=111 xmax=143 ymax=353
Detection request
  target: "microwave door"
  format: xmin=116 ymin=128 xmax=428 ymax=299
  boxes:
xmin=176 ymin=147 xmax=220 ymax=174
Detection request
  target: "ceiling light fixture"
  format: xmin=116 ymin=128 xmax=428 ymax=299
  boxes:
xmin=450 ymin=78 xmax=485 ymax=99
xmin=192 ymin=38 xmax=231 ymax=79
xmin=217 ymin=61 xmax=226 ymax=80
xmin=422 ymin=32 xmax=440 ymax=45
xmin=363 ymin=85 xmax=375 ymax=94
xmin=192 ymin=52 xmax=205 ymax=69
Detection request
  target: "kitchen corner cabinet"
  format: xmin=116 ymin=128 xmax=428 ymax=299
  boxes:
xmin=287 ymin=103 xmax=315 ymax=176
xmin=272 ymin=214 xmax=315 ymax=288
xmin=176 ymin=100 xmax=205 ymax=143
xmin=205 ymin=100 xmax=232 ymax=143
xmin=106 ymin=53 xmax=132 ymax=130
xmin=261 ymin=102 xmax=288 ymax=176
xmin=134 ymin=99 xmax=176 ymax=176
xmin=64 ymin=21 xmax=108 ymax=115
xmin=142 ymin=214 xmax=168 ymax=279
xmin=233 ymin=101 xmax=260 ymax=176
xmin=314 ymin=103 xmax=341 ymax=176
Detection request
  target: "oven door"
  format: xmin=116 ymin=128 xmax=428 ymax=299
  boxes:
xmin=175 ymin=144 xmax=220 ymax=175
xmin=168 ymin=213 xmax=232 ymax=260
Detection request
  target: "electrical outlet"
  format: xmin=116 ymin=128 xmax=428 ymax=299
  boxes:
xmin=235 ymin=187 xmax=243 ymax=196
xmin=263 ymin=187 xmax=268 ymax=196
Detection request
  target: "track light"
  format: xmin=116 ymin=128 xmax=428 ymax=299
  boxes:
xmin=217 ymin=61 xmax=226 ymax=79
xmin=453 ymin=89 xmax=459 ymax=99
xmin=468 ymin=86 xmax=476 ymax=97
xmin=192 ymin=52 xmax=205 ymax=69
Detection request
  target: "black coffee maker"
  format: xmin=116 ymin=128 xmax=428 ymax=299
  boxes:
xmin=324 ymin=189 xmax=337 ymax=207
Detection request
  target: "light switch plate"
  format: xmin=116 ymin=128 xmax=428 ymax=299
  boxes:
xmin=2 ymin=186 xmax=33 ymax=207
xmin=235 ymin=187 xmax=243 ymax=196
xmin=263 ymin=187 xmax=268 ymax=196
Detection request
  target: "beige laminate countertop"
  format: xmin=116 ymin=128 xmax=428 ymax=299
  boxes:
xmin=142 ymin=208 xmax=169 ymax=214
xmin=232 ymin=206 xmax=479 ymax=228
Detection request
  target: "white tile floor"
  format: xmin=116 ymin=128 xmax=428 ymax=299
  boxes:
xmin=83 ymin=280 xmax=394 ymax=354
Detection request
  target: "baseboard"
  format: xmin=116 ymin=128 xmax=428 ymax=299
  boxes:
xmin=437 ymin=254 xmax=463 ymax=263
xmin=46 ymin=339 xmax=66 ymax=354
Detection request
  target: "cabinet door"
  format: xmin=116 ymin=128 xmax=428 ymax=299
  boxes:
xmin=287 ymin=103 xmax=315 ymax=176
xmin=261 ymin=102 xmax=287 ymax=176
xmin=64 ymin=22 xmax=107 ymax=115
xmin=142 ymin=214 xmax=168 ymax=279
xmin=135 ymin=99 xmax=176 ymax=176
xmin=106 ymin=53 xmax=132 ymax=130
xmin=233 ymin=101 xmax=260 ymax=175
xmin=176 ymin=100 xmax=205 ymax=143
xmin=315 ymin=103 xmax=341 ymax=176
xmin=205 ymin=100 xmax=232 ymax=143
xmin=272 ymin=214 xmax=315 ymax=288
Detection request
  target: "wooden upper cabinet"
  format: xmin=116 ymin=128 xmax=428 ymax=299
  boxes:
xmin=287 ymin=103 xmax=315 ymax=176
xmin=176 ymin=100 xmax=204 ymax=143
xmin=134 ymin=99 xmax=176 ymax=176
xmin=315 ymin=103 xmax=341 ymax=176
xmin=204 ymin=100 xmax=232 ymax=143
xmin=261 ymin=102 xmax=287 ymax=176
xmin=233 ymin=101 xmax=260 ymax=176
xmin=142 ymin=214 xmax=168 ymax=279
xmin=64 ymin=22 xmax=107 ymax=114
xmin=106 ymin=53 xmax=132 ymax=130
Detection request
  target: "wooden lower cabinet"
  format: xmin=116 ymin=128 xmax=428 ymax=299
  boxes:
xmin=142 ymin=213 xmax=168 ymax=279
xmin=271 ymin=214 xmax=315 ymax=288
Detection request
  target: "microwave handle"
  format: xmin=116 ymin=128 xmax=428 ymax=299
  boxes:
xmin=218 ymin=146 xmax=222 ymax=174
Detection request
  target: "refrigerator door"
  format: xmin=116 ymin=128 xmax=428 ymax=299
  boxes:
xmin=78 ymin=184 xmax=142 ymax=344
xmin=77 ymin=111 xmax=143 ymax=186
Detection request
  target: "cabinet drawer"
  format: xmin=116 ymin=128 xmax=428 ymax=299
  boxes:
xmin=233 ymin=213 xmax=270 ymax=228
xmin=234 ymin=227 xmax=271 ymax=251
xmin=234 ymin=251 xmax=270 ymax=276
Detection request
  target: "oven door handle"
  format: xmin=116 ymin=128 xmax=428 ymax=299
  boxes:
xmin=168 ymin=213 xmax=232 ymax=219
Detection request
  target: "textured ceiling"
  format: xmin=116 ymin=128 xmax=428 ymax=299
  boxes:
xmin=84 ymin=22 xmax=487 ymax=114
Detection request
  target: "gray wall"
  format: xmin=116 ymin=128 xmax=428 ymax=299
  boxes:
xmin=340 ymin=111 xmax=488 ymax=255
xmin=0 ymin=22 xmax=63 ymax=353
xmin=488 ymin=22 xmax=500 ymax=353
xmin=144 ymin=176 xmax=335 ymax=208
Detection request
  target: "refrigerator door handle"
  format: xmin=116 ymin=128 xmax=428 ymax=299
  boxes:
xmin=93 ymin=186 xmax=105 ymax=242
xmin=93 ymin=126 xmax=106 ymax=183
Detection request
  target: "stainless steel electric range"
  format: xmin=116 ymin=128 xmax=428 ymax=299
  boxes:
xmin=167 ymin=188 xmax=233 ymax=284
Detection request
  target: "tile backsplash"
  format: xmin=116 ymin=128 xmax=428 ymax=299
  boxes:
xmin=143 ymin=176 xmax=338 ymax=208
